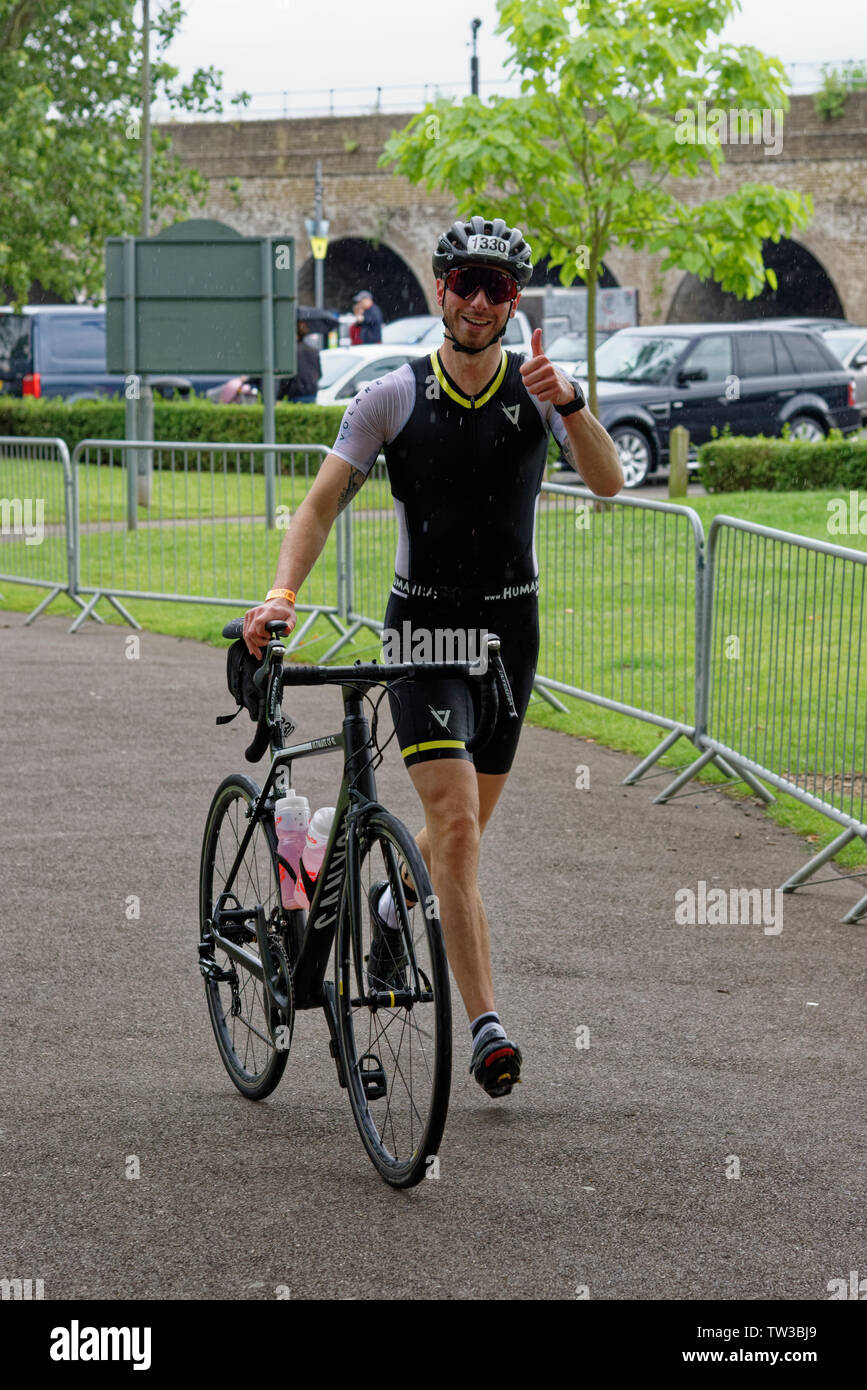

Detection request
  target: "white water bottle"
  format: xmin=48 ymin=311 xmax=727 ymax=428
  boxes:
xmin=294 ymin=806 xmax=336 ymax=909
xmin=274 ymin=790 xmax=310 ymax=910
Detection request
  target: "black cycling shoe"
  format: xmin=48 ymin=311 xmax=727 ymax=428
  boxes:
xmin=469 ymin=1028 xmax=523 ymax=1098
xmin=365 ymin=880 xmax=409 ymax=993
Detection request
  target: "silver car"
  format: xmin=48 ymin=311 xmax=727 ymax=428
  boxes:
xmin=821 ymin=328 xmax=867 ymax=422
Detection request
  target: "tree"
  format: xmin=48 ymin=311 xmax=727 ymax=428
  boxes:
xmin=381 ymin=0 xmax=811 ymax=415
xmin=0 ymin=0 xmax=248 ymax=305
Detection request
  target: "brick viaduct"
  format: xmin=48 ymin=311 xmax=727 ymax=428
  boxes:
xmin=160 ymin=93 xmax=867 ymax=325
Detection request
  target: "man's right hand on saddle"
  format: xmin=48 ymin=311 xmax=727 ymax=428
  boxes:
xmin=243 ymin=598 xmax=296 ymax=658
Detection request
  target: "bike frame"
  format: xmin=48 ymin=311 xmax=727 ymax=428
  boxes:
xmin=206 ymin=625 xmax=510 ymax=1088
xmin=206 ymin=675 xmax=392 ymax=1083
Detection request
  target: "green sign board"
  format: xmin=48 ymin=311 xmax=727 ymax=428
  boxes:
xmin=105 ymin=219 xmax=297 ymax=532
xmin=105 ymin=219 xmax=296 ymax=375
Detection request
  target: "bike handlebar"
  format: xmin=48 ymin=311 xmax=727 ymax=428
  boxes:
xmin=222 ymin=618 xmax=516 ymax=762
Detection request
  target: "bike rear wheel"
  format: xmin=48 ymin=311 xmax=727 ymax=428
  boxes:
xmin=335 ymin=810 xmax=451 ymax=1188
xmin=199 ymin=774 xmax=294 ymax=1100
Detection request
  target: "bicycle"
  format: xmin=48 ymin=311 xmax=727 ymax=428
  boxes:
xmin=198 ymin=617 xmax=516 ymax=1188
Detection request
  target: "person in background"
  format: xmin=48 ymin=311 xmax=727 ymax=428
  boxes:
xmin=277 ymin=319 xmax=321 ymax=403
xmin=246 ymin=321 xmax=322 ymax=403
xmin=352 ymin=289 xmax=383 ymax=344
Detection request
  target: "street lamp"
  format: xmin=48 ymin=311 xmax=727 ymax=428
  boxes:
xmin=470 ymin=18 xmax=481 ymax=97
xmin=304 ymin=159 xmax=329 ymax=308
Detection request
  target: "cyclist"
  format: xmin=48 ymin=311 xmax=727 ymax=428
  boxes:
xmin=244 ymin=215 xmax=623 ymax=1098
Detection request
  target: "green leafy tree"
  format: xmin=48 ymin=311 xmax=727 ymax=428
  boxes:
xmin=382 ymin=0 xmax=811 ymax=415
xmin=0 ymin=0 xmax=248 ymax=305
xmin=813 ymin=61 xmax=867 ymax=121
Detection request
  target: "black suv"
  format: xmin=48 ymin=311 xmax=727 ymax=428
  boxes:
xmin=0 ymin=305 xmax=223 ymax=402
xmin=564 ymin=323 xmax=861 ymax=487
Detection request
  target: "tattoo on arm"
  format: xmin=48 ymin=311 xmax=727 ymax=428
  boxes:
xmin=561 ymin=435 xmax=578 ymax=471
xmin=336 ymin=467 xmax=365 ymax=513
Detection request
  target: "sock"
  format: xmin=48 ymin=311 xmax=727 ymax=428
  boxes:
xmin=377 ymin=885 xmax=400 ymax=930
xmin=377 ymin=869 xmax=418 ymax=930
xmin=470 ymin=1011 xmax=506 ymax=1047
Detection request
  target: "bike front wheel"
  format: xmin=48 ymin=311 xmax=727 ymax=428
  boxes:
xmin=335 ymin=810 xmax=451 ymax=1188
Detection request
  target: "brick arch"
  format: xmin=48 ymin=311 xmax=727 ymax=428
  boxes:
xmin=370 ymin=224 xmax=442 ymax=313
xmin=665 ymin=237 xmax=845 ymax=323
xmin=787 ymin=227 xmax=854 ymax=321
xmin=160 ymin=93 xmax=867 ymax=327
xmin=527 ymin=254 xmax=619 ymax=288
xmin=297 ymin=235 xmax=429 ymax=320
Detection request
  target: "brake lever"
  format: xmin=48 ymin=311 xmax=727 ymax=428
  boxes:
xmin=491 ymin=649 xmax=517 ymax=719
xmin=245 ymin=639 xmax=285 ymax=762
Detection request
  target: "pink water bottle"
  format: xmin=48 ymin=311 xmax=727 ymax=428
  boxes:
xmin=294 ymin=807 xmax=336 ymax=909
xmin=274 ymin=790 xmax=310 ymax=910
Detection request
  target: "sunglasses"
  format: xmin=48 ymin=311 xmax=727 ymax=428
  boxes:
xmin=444 ymin=266 xmax=519 ymax=305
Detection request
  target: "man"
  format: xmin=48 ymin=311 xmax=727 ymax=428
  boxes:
xmin=352 ymin=289 xmax=383 ymax=344
xmin=244 ymin=215 xmax=623 ymax=1098
xmin=278 ymin=318 xmax=321 ymax=403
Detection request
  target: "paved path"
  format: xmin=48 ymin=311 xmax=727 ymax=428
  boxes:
xmin=1 ymin=612 xmax=864 ymax=1300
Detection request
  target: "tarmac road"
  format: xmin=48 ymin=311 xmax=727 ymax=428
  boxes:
xmin=1 ymin=612 xmax=864 ymax=1301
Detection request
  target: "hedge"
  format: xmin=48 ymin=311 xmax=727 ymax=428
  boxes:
xmin=1 ymin=394 xmax=566 ymax=468
xmin=697 ymin=431 xmax=867 ymax=492
xmin=0 ymin=397 xmax=347 ymax=457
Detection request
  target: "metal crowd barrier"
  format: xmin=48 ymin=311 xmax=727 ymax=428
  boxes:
xmin=0 ymin=435 xmax=85 ymax=624
xmin=322 ymin=455 xmax=396 ymax=662
xmin=68 ymin=439 xmax=347 ymax=648
xmin=658 ymin=515 xmax=867 ymax=920
xmin=534 ymin=482 xmax=711 ymax=773
xmin=8 ymin=430 xmax=867 ymax=919
xmin=335 ymin=472 xmax=757 ymax=785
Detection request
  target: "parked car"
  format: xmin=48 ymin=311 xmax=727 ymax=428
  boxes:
xmin=749 ymin=316 xmax=851 ymax=332
xmin=0 ymin=304 xmax=229 ymax=401
xmin=317 ymin=314 xmax=542 ymax=403
xmin=381 ymin=315 xmax=441 ymax=344
xmin=820 ymin=328 xmax=867 ymax=422
xmin=547 ymin=329 xmax=615 ymax=377
xmin=556 ymin=323 xmax=860 ymax=488
xmin=205 ymin=378 xmax=261 ymax=405
xmin=316 ymin=344 xmax=431 ymax=404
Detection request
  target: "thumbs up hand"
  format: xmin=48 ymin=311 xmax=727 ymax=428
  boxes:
xmin=519 ymin=327 xmax=577 ymax=406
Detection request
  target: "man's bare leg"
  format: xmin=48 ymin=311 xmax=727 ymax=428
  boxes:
xmin=406 ymin=763 xmax=509 ymax=1022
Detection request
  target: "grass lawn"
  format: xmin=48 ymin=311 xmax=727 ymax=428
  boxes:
xmin=0 ymin=449 xmax=396 ymax=526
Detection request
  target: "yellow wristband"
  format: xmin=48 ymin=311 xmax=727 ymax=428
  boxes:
xmin=266 ymin=588 xmax=296 ymax=604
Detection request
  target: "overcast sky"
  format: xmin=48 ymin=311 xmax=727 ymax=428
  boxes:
xmin=162 ymin=0 xmax=866 ymax=107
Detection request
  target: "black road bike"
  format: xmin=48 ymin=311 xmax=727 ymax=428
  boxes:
xmin=199 ymin=618 xmax=516 ymax=1188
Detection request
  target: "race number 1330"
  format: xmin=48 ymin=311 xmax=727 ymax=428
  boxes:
xmin=466 ymin=235 xmax=508 ymax=255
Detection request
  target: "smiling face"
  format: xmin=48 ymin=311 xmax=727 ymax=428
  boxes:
xmin=436 ymin=273 xmax=519 ymax=353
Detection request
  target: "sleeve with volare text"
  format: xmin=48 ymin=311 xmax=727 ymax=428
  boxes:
xmin=331 ymin=364 xmax=416 ymax=476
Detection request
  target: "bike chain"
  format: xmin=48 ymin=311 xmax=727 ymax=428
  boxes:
xmin=267 ymin=934 xmax=295 ymax=1055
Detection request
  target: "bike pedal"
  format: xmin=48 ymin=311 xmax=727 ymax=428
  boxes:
xmin=359 ymin=1053 xmax=387 ymax=1102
